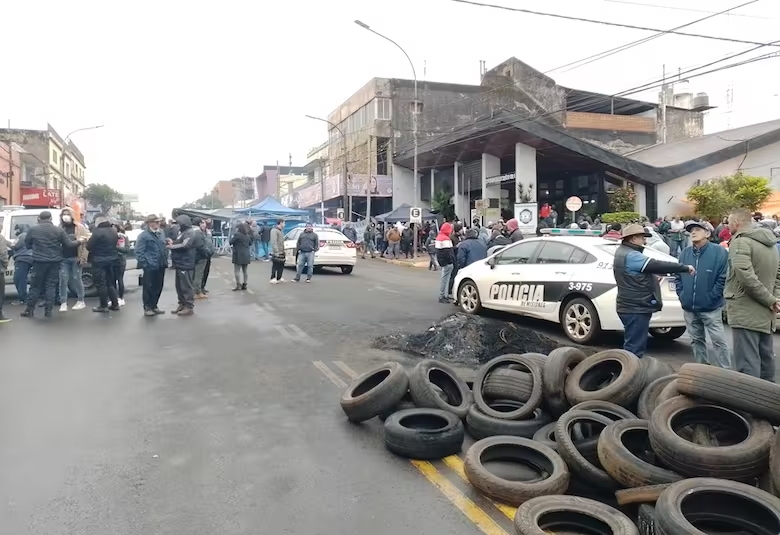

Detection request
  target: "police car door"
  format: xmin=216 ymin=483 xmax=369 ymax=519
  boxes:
xmin=523 ymin=241 xmax=583 ymax=318
xmin=481 ymin=241 xmax=542 ymax=312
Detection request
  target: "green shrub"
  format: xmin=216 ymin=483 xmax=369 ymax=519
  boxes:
xmin=601 ymin=212 xmax=640 ymax=224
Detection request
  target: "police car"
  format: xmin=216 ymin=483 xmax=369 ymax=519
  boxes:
xmin=283 ymin=224 xmax=357 ymax=274
xmin=453 ymin=228 xmax=686 ymax=344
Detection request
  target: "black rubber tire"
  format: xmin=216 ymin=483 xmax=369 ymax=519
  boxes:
xmin=655 ymin=477 xmax=780 ymax=535
xmin=533 ymin=422 xmax=558 ymax=451
xmin=555 ymin=409 xmax=619 ymax=491
xmin=408 ymin=359 xmax=472 ymax=419
xmin=457 ymin=279 xmax=483 ymax=315
xmin=340 ymin=362 xmax=409 ymax=422
xmin=340 ymin=266 xmax=353 ymax=274
xmin=570 ymin=400 xmax=637 ymax=421
xmin=677 ymin=363 xmax=780 ymax=425
xmin=771 ymin=429 xmax=780 ymax=498
xmin=514 ymin=495 xmax=639 ymax=535
xmin=383 ymin=408 xmax=464 ymax=460
xmin=565 ymin=349 xmax=646 ymax=408
xmin=616 ymin=484 xmax=672 ymax=506
xmin=648 ymin=395 xmax=774 ymax=480
xmin=648 ymin=326 xmax=686 ymax=340
xmin=378 ymin=391 xmax=417 ymax=421
xmin=473 ymin=354 xmax=543 ymax=420
xmin=543 ymin=346 xmax=587 ymax=417
xmin=638 ymin=357 xmax=675 ymax=389
xmin=597 ymin=419 xmax=684 ymax=488
xmin=637 ymin=375 xmax=678 ymax=420
xmin=482 ymin=368 xmax=534 ymax=402
xmin=637 ymin=504 xmax=657 ymax=535
xmin=465 ymin=403 xmax=551 ymax=440
xmin=463 ymin=436 xmax=570 ymax=506
xmin=519 ymin=352 xmax=547 ymax=371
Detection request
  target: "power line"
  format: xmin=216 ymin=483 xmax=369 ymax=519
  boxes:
xmin=602 ymin=0 xmax=773 ymax=19
xmin=446 ymin=0 xmax=780 ymax=47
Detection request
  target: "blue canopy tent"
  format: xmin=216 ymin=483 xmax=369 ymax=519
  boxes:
xmin=232 ymin=196 xmax=309 ymax=234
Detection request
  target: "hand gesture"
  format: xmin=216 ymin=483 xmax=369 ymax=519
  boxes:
xmin=687 ymin=265 xmax=696 ymax=276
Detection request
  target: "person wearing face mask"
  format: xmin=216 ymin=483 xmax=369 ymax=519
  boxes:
xmin=135 ymin=215 xmax=168 ymax=316
xmin=58 ymin=207 xmax=89 ymax=312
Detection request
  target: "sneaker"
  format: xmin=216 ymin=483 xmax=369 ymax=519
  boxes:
xmin=20 ymin=309 xmax=33 ymax=318
xmin=306 ymin=279 xmax=312 ymax=283
xmin=171 ymin=306 xmax=183 ymax=315
xmin=11 ymin=300 xmax=24 ymax=306
xmin=59 ymin=303 xmax=68 ymax=312
xmin=233 ymin=286 xmax=242 ymax=291
xmin=72 ymin=301 xmax=86 ymax=311
xmin=279 ymin=278 xmax=286 ymax=283
xmin=269 ymin=279 xmax=278 ymax=284
xmin=93 ymin=306 xmax=109 ymax=313
xmin=438 ymin=297 xmax=450 ymax=303
xmin=177 ymin=307 xmax=194 ymax=317
xmin=153 ymin=308 xmax=166 ymax=315
xmin=118 ymin=298 xmax=126 ymax=307
xmin=0 ymin=315 xmax=11 ymax=324
xmin=144 ymin=309 xmax=156 ymax=317
xmin=292 ymin=279 xmax=299 ymax=283
xmin=241 ymin=283 xmax=247 ymax=290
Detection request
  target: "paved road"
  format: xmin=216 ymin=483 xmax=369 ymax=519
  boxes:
xmin=0 ymin=258 xmax=776 ymax=534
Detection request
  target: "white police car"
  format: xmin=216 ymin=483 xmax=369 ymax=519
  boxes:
xmin=283 ymin=224 xmax=357 ymax=274
xmin=453 ymin=228 xmax=686 ymax=344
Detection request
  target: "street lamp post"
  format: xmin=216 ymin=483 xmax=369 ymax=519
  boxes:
xmin=62 ymin=125 xmax=104 ymax=207
xmin=354 ymin=20 xmax=419 ymax=257
xmin=305 ymin=114 xmax=348 ymax=223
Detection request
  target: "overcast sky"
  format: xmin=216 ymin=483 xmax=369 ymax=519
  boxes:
xmin=3 ymin=0 xmax=778 ymax=214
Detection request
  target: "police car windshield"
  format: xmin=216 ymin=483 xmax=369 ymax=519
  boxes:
xmin=597 ymin=242 xmax=677 ymax=262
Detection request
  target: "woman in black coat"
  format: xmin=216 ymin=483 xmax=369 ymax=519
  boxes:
xmin=229 ymin=223 xmax=253 ymax=290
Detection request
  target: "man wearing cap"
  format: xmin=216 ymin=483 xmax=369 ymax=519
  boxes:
xmin=135 ymin=215 xmax=168 ymax=316
xmin=674 ymin=220 xmax=731 ymax=369
xmin=613 ymin=223 xmax=695 ymax=357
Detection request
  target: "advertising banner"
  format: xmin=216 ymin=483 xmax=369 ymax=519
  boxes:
xmin=21 ymin=187 xmax=61 ymax=207
xmin=291 ymin=173 xmax=393 ymax=208
xmin=346 ymin=174 xmax=392 ymax=197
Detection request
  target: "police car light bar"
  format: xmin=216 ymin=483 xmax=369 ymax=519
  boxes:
xmin=540 ymin=228 xmax=604 ymax=236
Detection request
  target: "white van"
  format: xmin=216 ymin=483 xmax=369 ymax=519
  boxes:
xmin=1 ymin=207 xmax=96 ymax=295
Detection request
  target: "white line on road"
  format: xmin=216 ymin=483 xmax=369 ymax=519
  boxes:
xmin=287 ymin=324 xmax=316 ymax=345
xmin=368 ymin=285 xmax=399 ymax=294
xmin=246 ymin=289 xmax=255 ymax=295
xmin=332 ymin=361 xmax=359 ymax=379
xmin=312 ymin=361 xmax=348 ymax=388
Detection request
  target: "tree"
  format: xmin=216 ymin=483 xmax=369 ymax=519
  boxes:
xmin=182 ymin=193 xmax=224 ymax=209
xmin=83 ymin=183 xmax=123 ymax=212
xmin=431 ymin=189 xmax=455 ymax=221
xmin=609 ymin=185 xmax=637 ymax=212
xmin=686 ymin=172 xmax=772 ymax=221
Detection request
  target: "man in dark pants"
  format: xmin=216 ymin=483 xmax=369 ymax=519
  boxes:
xmin=201 ymin=218 xmax=214 ymax=292
xmin=21 ymin=211 xmax=81 ymax=318
xmin=86 ymin=214 xmax=120 ymax=312
xmin=0 ymin=229 xmax=10 ymax=323
xmin=613 ymin=223 xmax=694 ymax=357
xmin=167 ymin=215 xmax=198 ymax=316
xmin=135 ymin=215 xmax=168 ymax=316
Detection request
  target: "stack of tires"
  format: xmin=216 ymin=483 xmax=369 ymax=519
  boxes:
xmin=339 ymin=353 xmax=780 ymax=534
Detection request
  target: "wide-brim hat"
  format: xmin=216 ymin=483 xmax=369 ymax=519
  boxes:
xmin=621 ymin=223 xmax=651 ymax=239
xmin=145 ymin=214 xmax=161 ymax=223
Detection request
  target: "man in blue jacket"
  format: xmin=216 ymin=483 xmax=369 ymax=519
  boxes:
xmin=135 ymin=215 xmax=168 ymax=317
xmin=674 ymin=220 xmax=731 ymax=369
xmin=457 ymin=228 xmax=488 ymax=268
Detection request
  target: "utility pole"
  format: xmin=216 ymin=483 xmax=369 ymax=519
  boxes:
xmin=366 ymin=135 xmax=372 ymax=221
xmin=304 ymin=114 xmax=348 ymax=223
xmin=319 ymin=158 xmax=325 ymax=224
xmin=660 ymin=65 xmax=668 ymax=144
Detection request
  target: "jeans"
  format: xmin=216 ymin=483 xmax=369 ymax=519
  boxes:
xmin=142 ymin=267 xmax=165 ymax=310
xmin=683 ymin=309 xmax=732 ymax=369
xmin=26 ymin=261 xmax=60 ymax=311
xmin=260 ymin=240 xmax=270 ymax=259
xmin=193 ymin=258 xmax=207 ymax=293
xmin=116 ymin=257 xmax=126 ymax=298
xmin=363 ymin=240 xmax=376 ymax=258
xmin=732 ymin=327 xmax=776 ymax=382
xmin=387 ymin=242 xmax=400 ymax=258
xmin=618 ymin=312 xmax=653 ymax=358
xmin=669 ymin=239 xmax=684 ymax=258
xmin=175 ymin=269 xmax=195 ymax=309
xmin=93 ymin=261 xmax=119 ymax=309
xmin=439 ymin=263 xmax=454 ymax=299
xmin=270 ymin=258 xmax=285 ymax=280
xmin=59 ymin=257 xmax=85 ymax=302
xmin=295 ymin=251 xmax=315 ymax=280
xmin=428 ymin=253 xmax=439 ymax=270
xmin=13 ymin=260 xmax=31 ymax=303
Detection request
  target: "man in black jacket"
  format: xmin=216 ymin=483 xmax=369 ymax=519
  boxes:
xmin=260 ymin=222 xmax=272 ymax=261
xmin=167 ymin=215 xmax=198 ymax=315
xmin=21 ymin=211 xmax=81 ymax=318
xmin=86 ymin=214 xmax=121 ymax=313
xmin=293 ymin=222 xmax=319 ymax=283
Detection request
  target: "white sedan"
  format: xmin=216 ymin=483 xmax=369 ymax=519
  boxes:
xmin=453 ymin=228 xmax=686 ymax=344
xmin=283 ymin=226 xmax=357 ymax=274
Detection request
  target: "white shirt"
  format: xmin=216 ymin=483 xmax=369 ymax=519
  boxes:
xmin=670 ymin=220 xmax=685 ymax=231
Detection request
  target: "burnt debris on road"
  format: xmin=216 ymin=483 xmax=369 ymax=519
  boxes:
xmin=373 ymin=312 xmax=593 ymax=365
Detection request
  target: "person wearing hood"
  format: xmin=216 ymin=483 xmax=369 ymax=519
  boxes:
xmin=362 ymin=222 xmax=377 ymax=259
xmin=22 ymin=210 xmax=82 ymax=318
xmin=10 ymin=224 xmax=33 ymax=305
xmin=505 ymin=218 xmax=524 ymax=242
xmin=135 ymin=215 xmax=168 ymax=316
xmin=725 ymin=208 xmax=780 ymax=380
xmin=57 ymin=207 xmax=89 ymax=312
xmin=167 ymin=214 xmax=198 ymax=315
xmin=457 ymin=228 xmax=488 ymax=269
xmin=343 ymin=222 xmax=358 ymax=244
xmin=86 ymin=214 xmax=121 ymax=313
xmin=435 ymin=222 xmax=455 ymax=303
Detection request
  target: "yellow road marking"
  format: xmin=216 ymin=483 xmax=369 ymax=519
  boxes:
xmin=333 ymin=361 xmax=359 ymax=379
xmin=312 ymin=361 xmax=348 ymax=388
xmin=411 ymin=460 xmax=509 ymax=535
xmin=442 ymin=455 xmax=517 ymax=521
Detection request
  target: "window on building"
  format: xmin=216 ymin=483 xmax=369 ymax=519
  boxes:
xmin=376 ymin=98 xmax=391 ymax=120
xmin=65 ymin=163 xmax=70 ymax=176
xmin=52 ymin=150 xmax=58 ymax=164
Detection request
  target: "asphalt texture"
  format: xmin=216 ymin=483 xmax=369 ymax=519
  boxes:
xmin=1 ymin=257 xmax=779 ymax=534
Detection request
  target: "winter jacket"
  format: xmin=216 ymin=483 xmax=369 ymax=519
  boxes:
xmin=270 ymin=226 xmax=285 ymax=258
xmin=165 ymin=224 xmax=179 ymax=241
xmin=260 ymin=224 xmax=272 ymax=242
xmin=386 ymin=228 xmax=401 ymax=243
xmin=204 ymin=229 xmax=216 ymax=256
xmin=435 ymin=223 xmax=455 ymax=267
xmin=87 ymin=222 xmax=120 ymax=265
xmin=505 ymin=219 xmax=524 ymax=243
xmin=425 ymin=232 xmax=437 ymax=254
xmin=169 ymin=215 xmax=198 ymax=270
xmin=457 ymin=234 xmax=488 ymax=268
xmin=26 ymin=220 xmax=78 ymax=263
xmin=191 ymin=229 xmax=212 ymax=261
xmin=0 ymin=235 xmax=8 ymax=271
xmin=135 ymin=229 xmax=167 ymax=270
xmin=61 ymin=222 xmax=89 ymax=263
xmin=401 ymin=228 xmax=413 ymax=244
xmin=477 ymin=227 xmax=490 ymax=247
xmin=343 ymin=226 xmax=358 ymax=243
xmin=724 ymin=227 xmax=780 ymax=334
xmin=674 ymin=241 xmax=728 ymax=313
xmin=364 ymin=227 xmax=377 ymax=245
xmin=296 ymin=230 xmax=320 ymax=253
xmin=11 ymin=226 xmax=33 ymax=263
xmin=613 ymin=242 xmax=689 ymax=315
xmin=230 ymin=231 xmax=253 ymax=266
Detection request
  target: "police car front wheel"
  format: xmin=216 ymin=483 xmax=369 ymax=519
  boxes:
xmin=649 ymin=327 xmax=686 ymax=340
xmin=458 ymin=281 xmax=482 ymax=314
xmin=561 ymin=297 xmax=601 ymax=344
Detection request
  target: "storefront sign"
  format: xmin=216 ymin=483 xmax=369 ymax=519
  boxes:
xmin=21 ymin=187 xmax=61 ymax=207
xmin=485 ymin=172 xmax=516 ymax=186
xmin=514 ymin=203 xmax=538 ymax=236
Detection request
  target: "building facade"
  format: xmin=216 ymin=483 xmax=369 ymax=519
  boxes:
xmin=211 ymin=177 xmax=255 ymax=207
xmin=0 ymin=142 xmax=22 ymax=206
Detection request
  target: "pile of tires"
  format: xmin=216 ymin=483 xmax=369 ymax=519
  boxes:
xmin=338 ymin=354 xmax=780 ymax=534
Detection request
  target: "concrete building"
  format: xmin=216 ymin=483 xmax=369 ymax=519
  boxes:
xmin=0 ymin=142 xmax=22 ymax=206
xmin=253 ymin=165 xmax=308 ymax=201
xmin=0 ymin=124 xmax=88 ymax=206
xmin=211 ymin=177 xmax=255 ymax=207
